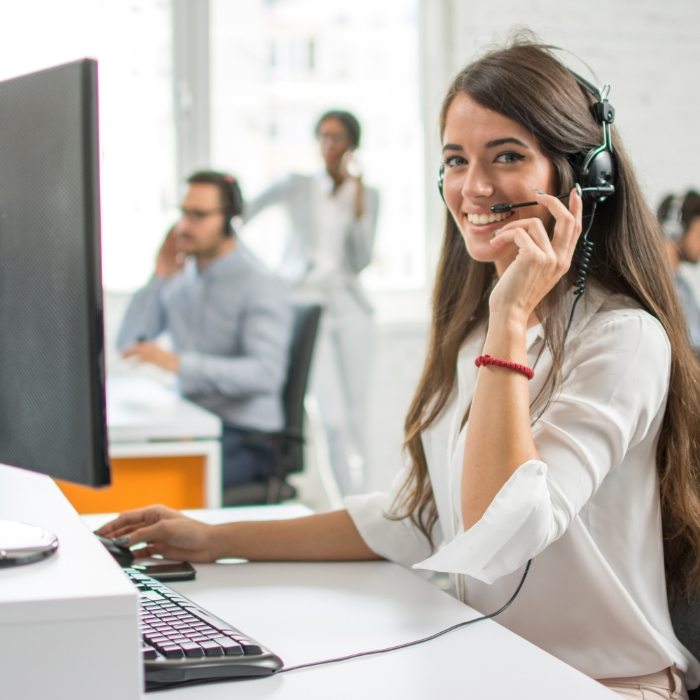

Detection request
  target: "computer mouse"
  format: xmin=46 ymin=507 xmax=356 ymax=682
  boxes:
xmin=95 ymin=534 xmax=135 ymax=567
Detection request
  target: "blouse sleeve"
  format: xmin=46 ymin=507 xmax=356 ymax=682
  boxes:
xmin=414 ymin=310 xmax=671 ymax=583
xmin=345 ymin=465 xmax=441 ymax=569
xmin=344 ymin=185 xmax=379 ymax=274
xmin=243 ymin=175 xmax=294 ymax=223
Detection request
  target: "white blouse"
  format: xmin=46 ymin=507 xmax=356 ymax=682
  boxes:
xmin=346 ymin=283 xmax=700 ymax=685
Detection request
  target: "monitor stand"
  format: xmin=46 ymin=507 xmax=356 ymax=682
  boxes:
xmin=0 ymin=519 xmax=59 ymax=567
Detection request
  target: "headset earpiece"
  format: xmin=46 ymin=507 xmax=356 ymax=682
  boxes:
xmin=662 ymin=194 xmax=685 ymax=243
xmin=568 ymin=69 xmax=616 ymax=204
xmin=437 ymin=163 xmax=445 ymax=202
xmin=220 ymin=174 xmax=243 ymax=236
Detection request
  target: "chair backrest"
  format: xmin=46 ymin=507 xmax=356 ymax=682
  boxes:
xmin=278 ymin=302 xmax=322 ymax=475
xmin=669 ymin=596 xmax=700 ymax=698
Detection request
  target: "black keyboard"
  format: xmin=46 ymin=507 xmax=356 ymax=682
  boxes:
xmin=125 ymin=567 xmax=283 ymax=690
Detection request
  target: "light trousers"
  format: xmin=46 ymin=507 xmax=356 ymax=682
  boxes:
xmin=599 ymin=666 xmax=688 ymax=699
xmin=299 ymin=285 xmax=374 ymax=496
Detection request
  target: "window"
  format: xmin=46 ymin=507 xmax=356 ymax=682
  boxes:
xmin=1 ymin=0 xmax=177 ymax=293
xmin=4 ymin=1 xmax=424 ymax=295
xmin=209 ymin=0 xmax=425 ymax=290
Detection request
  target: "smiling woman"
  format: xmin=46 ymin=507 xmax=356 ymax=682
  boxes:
xmin=440 ymin=95 xmax=560 ymax=271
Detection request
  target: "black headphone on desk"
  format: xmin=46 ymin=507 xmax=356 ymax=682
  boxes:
xmin=437 ymin=69 xmax=616 ymax=205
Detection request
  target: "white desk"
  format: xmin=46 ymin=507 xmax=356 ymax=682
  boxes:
xmin=107 ymin=375 xmax=221 ymax=446
xmin=1 ymin=465 xmax=143 ymax=700
xmin=84 ymin=508 xmax=617 ymax=700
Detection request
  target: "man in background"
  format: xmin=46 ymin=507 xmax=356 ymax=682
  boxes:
xmin=657 ymin=190 xmax=700 ymax=352
xmin=117 ymin=170 xmax=293 ymax=494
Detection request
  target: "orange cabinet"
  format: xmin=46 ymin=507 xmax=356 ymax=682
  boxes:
xmin=57 ymin=454 xmax=208 ymax=514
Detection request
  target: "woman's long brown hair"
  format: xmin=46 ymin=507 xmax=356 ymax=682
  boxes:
xmin=390 ymin=37 xmax=700 ymax=600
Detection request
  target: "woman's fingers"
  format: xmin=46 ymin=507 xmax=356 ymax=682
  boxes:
xmin=491 ymin=186 xmax=583 ymax=272
xmin=566 ymin=185 xmax=584 ymax=259
xmin=95 ymin=505 xmax=179 ymax=539
xmin=538 ymin=187 xmax=582 ymax=259
xmin=127 ymin=520 xmax=217 ymax=563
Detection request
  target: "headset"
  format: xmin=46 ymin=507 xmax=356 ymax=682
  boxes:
xmin=661 ymin=194 xmax=685 ymax=243
xmin=187 ymin=171 xmax=243 ymax=237
xmin=219 ymin=174 xmax=243 ymax=236
xmin=567 ymin=70 xmax=616 ymax=203
xmin=437 ymin=68 xmax=616 ymax=207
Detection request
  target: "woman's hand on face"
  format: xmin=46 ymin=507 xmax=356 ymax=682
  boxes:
xmin=488 ymin=186 xmax=583 ymax=326
xmin=95 ymin=504 xmax=221 ymax=563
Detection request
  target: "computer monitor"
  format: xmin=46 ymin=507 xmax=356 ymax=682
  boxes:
xmin=0 ymin=59 xmax=110 ymax=564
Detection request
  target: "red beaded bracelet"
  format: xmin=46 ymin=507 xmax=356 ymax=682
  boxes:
xmin=475 ymin=354 xmax=535 ymax=380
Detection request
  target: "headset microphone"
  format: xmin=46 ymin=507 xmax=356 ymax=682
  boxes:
xmin=490 ymin=184 xmax=615 ymax=213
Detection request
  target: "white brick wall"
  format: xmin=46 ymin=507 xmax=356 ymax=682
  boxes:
xmin=438 ymin=0 xmax=700 ymax=204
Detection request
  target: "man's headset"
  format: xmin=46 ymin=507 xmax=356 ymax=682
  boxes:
xmin=219 ymin=174 xmax=243 ymax=236
xmin=660 ymin=194 xmax=685 ymax=244
xmin=437 ymin=68 xmax=616 ymax=207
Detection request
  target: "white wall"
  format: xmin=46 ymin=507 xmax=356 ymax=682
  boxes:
xmin=425 ymin=0 xmax=700 ymax=204
xmin=421 ymin=1 xmax=700 ymax=296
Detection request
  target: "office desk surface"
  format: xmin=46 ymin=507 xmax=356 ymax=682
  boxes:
xmin=86 ymin=508 xmax=616 ymax=699
xmin=107 ymin=375 xmax=221 ymax=444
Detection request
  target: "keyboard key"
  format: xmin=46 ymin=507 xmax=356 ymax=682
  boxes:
xmin=235 ymin=639 xmax=263 ymax=655
xmin=212 ymin=636 xmax=244 ymax=656
xmin=199 ymin=641 xmax=224 ymax=657
xmin=160 ymin=645 xmax=185 ymax=659
xmin=142 ymin=645 xmax=158 ymax=660
xmin=180 ymin=642 xmax=205 ymax=658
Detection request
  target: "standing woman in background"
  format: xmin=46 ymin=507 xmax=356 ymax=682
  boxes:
xmin=244 ymin=110 xmax=380 ymax=495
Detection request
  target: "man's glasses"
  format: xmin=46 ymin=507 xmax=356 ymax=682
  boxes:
xmin=180 ymin=207 xmax=224 ymax=222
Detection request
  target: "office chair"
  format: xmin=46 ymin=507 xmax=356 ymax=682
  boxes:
xmin=222 ymin=302 xmax=323 ymax=506
xmin=669 ymin=594 xmax=700 ymax=699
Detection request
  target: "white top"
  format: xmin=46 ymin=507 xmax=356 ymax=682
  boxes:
xmin=346 ymin=283 xmax=700 ymax=686
xmin=244 ymin=171 xmax=379 ymax=312
xmin=305 ymin=172 xmax=358 ymax=290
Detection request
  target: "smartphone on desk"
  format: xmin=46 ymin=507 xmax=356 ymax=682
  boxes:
xmin=132 ymin=560 xmax=196 ymax=582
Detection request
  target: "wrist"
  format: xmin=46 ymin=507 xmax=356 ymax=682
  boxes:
xmin=209 ymin=523 xmax=235 ymax=560
xmin=487 ymin=308 xmax=530 ymax=337
xmin=483 ymin=314 xmax=529 ymax=362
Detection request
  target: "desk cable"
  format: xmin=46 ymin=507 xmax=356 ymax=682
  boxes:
xmin=279 ymin=558 xmax=532 ymax=673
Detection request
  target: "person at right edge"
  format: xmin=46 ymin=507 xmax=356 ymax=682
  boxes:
xmin=243 ymin=110 xmax=380 ymax=495
xmin=657 ymin=190 xmax=700 ymax=353
xmin=100 ymin=36 xmax=700 ymax=699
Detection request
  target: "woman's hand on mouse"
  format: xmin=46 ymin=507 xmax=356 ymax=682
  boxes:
xmin=97 ymin=505 xmax=222 ymax=563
